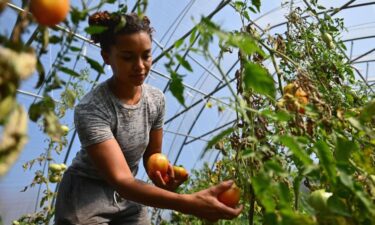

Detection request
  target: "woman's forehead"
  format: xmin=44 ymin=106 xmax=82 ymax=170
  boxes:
xmin=113 ymin=32 xmax=152 ymax=50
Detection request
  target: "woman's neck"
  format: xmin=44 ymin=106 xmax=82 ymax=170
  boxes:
xmin=109 ymin=77 xmax=142 ymax=105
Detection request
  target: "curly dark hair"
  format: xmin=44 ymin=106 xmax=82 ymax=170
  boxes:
xmin=88 ymin=11 xmax=153 ymax=52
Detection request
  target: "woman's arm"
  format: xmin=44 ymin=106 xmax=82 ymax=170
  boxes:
xmin=87 ymin=137 xmax=243 ymax=222
xmin=143 ymin=128 xmax=163 ymax=174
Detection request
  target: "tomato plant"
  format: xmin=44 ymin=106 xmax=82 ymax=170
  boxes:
xmin=157 ymin=1 xmax=375 ymax=225
xmin=30 ymin=0 xmax=70 ymax=27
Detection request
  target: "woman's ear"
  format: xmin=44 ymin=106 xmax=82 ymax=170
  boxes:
xmin=101 ymin=50 xmax=110 ymax=65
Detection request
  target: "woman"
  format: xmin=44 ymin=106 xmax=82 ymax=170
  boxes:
xmin=54 ymin=11 xmax=243 ymax=225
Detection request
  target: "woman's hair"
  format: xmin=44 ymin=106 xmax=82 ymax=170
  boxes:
xmin=88 ymin=11 xmax=153 ymax=51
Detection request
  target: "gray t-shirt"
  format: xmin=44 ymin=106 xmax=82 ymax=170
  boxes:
xmin=69 ymin=78 xmax=165 ymax=180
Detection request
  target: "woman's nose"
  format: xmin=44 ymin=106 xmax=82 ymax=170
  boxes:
xmin=134 ymin=57 xmax=145 ymax=71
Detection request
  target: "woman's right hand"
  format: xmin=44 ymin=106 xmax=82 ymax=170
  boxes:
xmin=183 ymin=180 xmax=243 ymax=222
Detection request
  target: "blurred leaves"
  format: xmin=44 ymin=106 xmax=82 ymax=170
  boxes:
xmin=243 ymin=62 xmax=276 ymax=99
xmin=0 ymin=105 xmax=28 ymax=176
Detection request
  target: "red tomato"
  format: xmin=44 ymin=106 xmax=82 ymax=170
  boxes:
xmin=218 ymin=183 xmax=241 ymax=208
xmin=147 ymin=153 xmax=169 ymax=177
xmin=30 ymin=0 xmax=70 ymax=27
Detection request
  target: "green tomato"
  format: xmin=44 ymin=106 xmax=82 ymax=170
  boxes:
xmin=49 ymin=163 xmax=62 ymax=173
xmin=49 ymin=175 xmax=61 ymax=183
xmin=322 ymin=32 xmax=333 ymax=43
xmin=328 ymin=41 xmax=336 ymax=50
xmin=59 ymin=163 xmax=67 ymax=171
xmin=308 ymin=189 xmax=332 ymax=212
xmin=61 ymin=125 xmax=69 ymax=135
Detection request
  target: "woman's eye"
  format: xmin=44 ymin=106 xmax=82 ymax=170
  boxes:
xmin=122 ymin=55 xmax=132 ymax=60
xmin=143 ymin=54 xmax=151 ymax=60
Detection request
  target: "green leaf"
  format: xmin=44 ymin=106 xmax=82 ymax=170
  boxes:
xmin=84 ymin=56 xmax=104 ymax=74
xmin=174 ymin=38 xmax=184 ymax=49
xmin=327 ymin=195 xmax=351 ymax=216
xmin=243 ymin=62 xmax=276 ymax=99
xmin=279 ymin=135 xmax=312 ymax=166
xmin=175 ymin=54 xmax=193 ymax=72
xmin=202 ymin=127 xmax=234 ymax=157
xmin=59 ymin=66 xmax=81 ymax=77
xmin=228 ymin=34 xmax=259 ymax=55
xmin=233 ymin=1 xmax=245 ymax=11
xmin=28 ymin=98 xmax=55 ymax=122
xmin=347 ymin=117 xmax=363 ymax=131
xmin=251 ymin=0 xmax=261 ymax=12
xmin=35 ymin=57 xmax=45 ymax=89
xmin=335 ymin=137 xmax=357 ymax=164
xmin=61 ymin=89 xmax=77 ymax=108
xmin=189 ymin=27 xmax=198 ymax=45
xmin=70 ymin=46 xmax=82 ymax=52
xmin=84 ymin=25 xmax=108 ymax=35
xmin=252 ymin=173 xmax=276 ymax=212
xmin=261 ymin=109 xmax=292 ymax=122
xmin=169 ymin=71 xmax=185 ymax=106
xmin=49 ymin=35 xmax=62 ymax=44
xmin=359 ymin=100 xmax=375 ymax=122
xmin=315 ymin=141 xmax=336 ymax=182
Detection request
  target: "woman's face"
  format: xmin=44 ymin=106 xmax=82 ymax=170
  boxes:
xmin=102 ymin=31 xmax=152 ymax=87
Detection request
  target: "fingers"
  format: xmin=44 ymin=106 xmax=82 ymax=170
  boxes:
xmin=222 ymin=203 xmax=244 ymax=219
xmin=150 ymin=171 xmax=166 ymax=187
xmin=211 ymin=180 xmax=234 ymax=195
xmin=167 ymin=163 xmax=175 ymax=179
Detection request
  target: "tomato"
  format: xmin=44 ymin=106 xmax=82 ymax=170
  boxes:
xmin=30 ymin=0 xmax=70 ymax=27
xmin=147 ymin=153 xmax=169 ymax=177
xmin=283 ymin=83 xmax=296 ymax=94
xmin=49 ymin=163 xmax=62 ymax=173
xmin=298 ymin=96 xmax=309 ymax=105
xmin=218 ymin=183 xmax=241 ymax=208
xmin=295 ymin=88 xmax=308 ymax=98
xmin=49 ymin=174 xmax=61 ymax=183
xmin=322 ymin=33 xmax=333 ymax=44
xmin=276 ymin=99 xmax=286 ymax=108
xmin=59 ymin=163 xmax=67 ymax=171
xmin=308 ymin=189 xmax=332 ymax=212
xmin=328 ymin=41 xmax=336 ymax=50
xmin=61 ymin=125 xmax=69 ymax=135
xmin=173 ymin=166 xmax=188 ymax=180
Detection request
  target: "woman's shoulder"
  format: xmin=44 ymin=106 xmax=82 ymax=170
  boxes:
xmin=78 ymin=80 xmax=110 ymax=106
xmin=75 ymin=80 xmax=113 ymax=115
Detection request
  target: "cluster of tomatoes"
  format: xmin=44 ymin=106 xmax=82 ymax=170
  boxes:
xmin=147 ymin=153 xmax=241 ymax=208
xmin=48 ymin=163 xmax=67 ymax=183
xmin=146 ymin=153 xmax=189 ymax=184
xmin=277 ymin=82 xmax=309 ymax=114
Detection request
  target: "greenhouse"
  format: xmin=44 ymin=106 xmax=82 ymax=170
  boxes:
xmin=0 ymin=0 xmax=375 ymax=224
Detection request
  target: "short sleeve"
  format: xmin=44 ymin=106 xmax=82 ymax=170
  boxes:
xmin=152 ymin=93 xmax=165 ymax=130
xmin=74 ymin=104 xmax=114 ymax=148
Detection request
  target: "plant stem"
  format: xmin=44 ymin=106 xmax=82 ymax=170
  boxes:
xmin=249 ymin=185 xmax=255 ymax=225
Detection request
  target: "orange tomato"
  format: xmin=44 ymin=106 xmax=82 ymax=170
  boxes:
xmin=295 ymin=87 xmax=308 ymax=98
xmin=173 ymin=166 xmax=188 ymax=180
xmin=30 ymin=0 xmax=70 ymax=27
xmin=147 ymin=153 xmax=169 ymax=177
xmin=218 ymin=183 xmax=241 ymax=208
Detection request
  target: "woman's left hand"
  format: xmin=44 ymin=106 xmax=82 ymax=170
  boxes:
xmin=149 ymin=164 xmax=188 ymax=191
